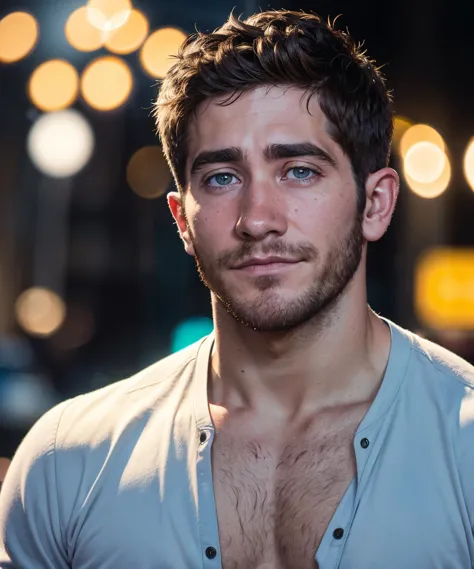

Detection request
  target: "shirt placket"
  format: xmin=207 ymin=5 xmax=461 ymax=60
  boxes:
xmin=196 ymin=425 xmax=222 ymax=569
xmin=316 ymin=426 xmax=380 ymax=569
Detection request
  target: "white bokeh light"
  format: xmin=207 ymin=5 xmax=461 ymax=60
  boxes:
xmin=27 ymin=110 xmax=94 ymax=177
xmin=404 ymin=141 xmax=446 ymax=184
xmin=87 ymin=0 xmax=132 ymax=32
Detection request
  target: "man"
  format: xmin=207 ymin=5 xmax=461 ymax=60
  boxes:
xmin=1 ymin=8 xmax=474 ymax=569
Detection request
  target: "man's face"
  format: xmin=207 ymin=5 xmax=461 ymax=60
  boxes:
xmin=178 ymin=86 xmax=365 ymax=332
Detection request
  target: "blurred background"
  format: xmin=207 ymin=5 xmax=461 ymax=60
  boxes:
xmin=0 ymin=0 xmax=474 ymax=465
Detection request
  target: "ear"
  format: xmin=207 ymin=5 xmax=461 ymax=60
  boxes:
xmin=167 ymin=191 xmax=196 ymax=256
xmin=362 ymin=167 xmax=400 ymax=242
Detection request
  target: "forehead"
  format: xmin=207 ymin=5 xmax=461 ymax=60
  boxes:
xmin=186 ymin=86 xmax=339 ymax=161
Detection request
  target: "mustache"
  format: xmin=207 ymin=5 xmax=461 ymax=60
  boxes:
xmin=216 ymin=240 xmax=318 ymax=268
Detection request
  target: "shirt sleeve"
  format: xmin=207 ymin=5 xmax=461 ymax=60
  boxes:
xmin=0 ymin=401 xmax=71 ymax=568
xmin=457 ymin=389 xmax=474 ymax=534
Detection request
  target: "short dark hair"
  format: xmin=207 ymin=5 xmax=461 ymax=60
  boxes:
xmin=154 ymin=9 xmax=393 ymax=211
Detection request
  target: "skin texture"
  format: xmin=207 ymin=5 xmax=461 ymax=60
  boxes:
xmin=168 ymin=85 xmax=399 ymax=413
xmin=168 ymin=85 xmax=399 ymax=567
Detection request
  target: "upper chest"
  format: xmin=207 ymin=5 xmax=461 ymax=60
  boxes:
xmin=210 ymin=405 xmax=366 ymax=569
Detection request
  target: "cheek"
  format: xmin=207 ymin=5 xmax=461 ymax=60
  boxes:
xmin=191 ymin=202 xmax=232 ymax=240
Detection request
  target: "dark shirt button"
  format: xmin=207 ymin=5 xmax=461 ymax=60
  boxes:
xmin=360 ymin=438 xmax=370 ymax=449
xmin=200 ymin=431 xmax=207 ymax=443
xmin=333 ymin=528 xmax=344 ymax=540
xmin=205 ymin=546 xmax=217 ymax=559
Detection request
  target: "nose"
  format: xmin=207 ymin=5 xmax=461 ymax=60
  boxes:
xmin=235 ymin=181 xmax=288 ymax=241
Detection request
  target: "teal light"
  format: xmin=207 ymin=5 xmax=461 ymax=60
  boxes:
xmin=171 ymin=316 xmax=214 ymax=353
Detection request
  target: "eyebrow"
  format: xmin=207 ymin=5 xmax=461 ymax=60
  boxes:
xmin=190 ymin=142 xmax=337 ymax=175
xmin=190 ymin=147 xmax=244 ymax=175
xmin=263 ymin=143 xmax=337 ymax=168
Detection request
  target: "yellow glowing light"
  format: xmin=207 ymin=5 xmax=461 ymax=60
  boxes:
xmin=28 ymin=60 xmax=79 ymax=112
xmin=15 ymin=287 xmax=66 ymax=337
xmin=404 ymin=152 xmax=451 ymax=199
xmin=0 ymin=12 xmax=39 ymax=63
xmin=87 ymin=0 xmax=132 ymax=32
xmin=415 ymin=248 xmax=474 ymax=330
xmin=127 ymin=146 xmax=172 ymax=199
xmin=105 ymin=9 xmax=149 ymax=54
xmin=404 ymin=141 xmax=446 ymax=184
xmin=140 ymin=27 xmax=187 ymax=78
xmin=463 ymin=138 xmax=474 ymax=193
xmin=400 ymin=124 xmax=445 ymax=159
xmin=65 ymin=6 xmax=106 ymax=52
xmin=392 ymin=116 xmax=413 ymax=153
xmin=81 ymin=56 xmax=133 ymax=111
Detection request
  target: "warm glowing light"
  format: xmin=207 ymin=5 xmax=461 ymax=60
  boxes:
xmin=15 ymin=287 xmax=66 ymax=337
xmin=140 ymin=27 xmax=187 ymax=78
xmin=65 ymin=6 xmax=105 ymax=52
xmin=392 ymin=116 xmax=413 ymax=153
xmin=404 ymin=141 xmax=446 ymax=184
xmin=28 ymin=60 xmax=79 ymax=112
xmin=415 ymin=248 xmax=474 ymax=329
xmin=81 ymin=56 xmax=133 ymax=111
xmin=87 ymin=0 xmax=132 ymax=32
xmin=463 ymin=138 xmax=474 ymax=193
xmin=0 ymin=12 xmax=39 ymax=63
xmin=400 ymin=124 xmax=445 ymax=159
xmin=27 ymin=110 xmax=94 ymax=178
xmin=404 ymin=152 xmax=451 ymax=199
xmin=105 ymin=9 xmax=149 ymax=54
xmin=126 ymin=146 xmax=171 ymax=199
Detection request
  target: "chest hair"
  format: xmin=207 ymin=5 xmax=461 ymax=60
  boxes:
xmin=211 ymin=411 xmax=360 ymax=569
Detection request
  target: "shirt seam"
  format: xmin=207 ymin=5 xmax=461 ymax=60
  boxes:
xmin=53 ymin=396 xmax=85 ymax=561
xmin=410 ymin=345 xmax=474 ymax=390
xmin=126 ymin=354 xmax=198 ymax=394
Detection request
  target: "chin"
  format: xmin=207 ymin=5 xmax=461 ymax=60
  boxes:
xmin=219 ymin=287 xmax=331 ymax=333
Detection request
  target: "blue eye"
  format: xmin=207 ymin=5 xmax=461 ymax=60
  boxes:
xmin=288 ymin=167 xmax=315 ymax=180
xmin=206 ymin=173 xmax=239 ymax=187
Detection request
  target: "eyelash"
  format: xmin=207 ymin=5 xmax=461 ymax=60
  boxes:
xmin=203 ymin=166 xmax=322 ymax=189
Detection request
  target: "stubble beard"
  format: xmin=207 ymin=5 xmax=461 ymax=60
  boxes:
xmin=189 ymin=213 xmax=364 ymax=333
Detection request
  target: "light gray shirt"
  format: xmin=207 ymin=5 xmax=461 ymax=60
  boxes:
xmin=1 ymin=319 xmax=474 ymax=568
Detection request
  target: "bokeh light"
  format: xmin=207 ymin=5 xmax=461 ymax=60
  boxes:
xmin=404 ymin=141 xmax=446 ymax=184
xmin=105 ymin=8 xmax=149 ymax=54
xmin=81 ymin=56 xmax=133 ymax=111
xmin=404 ymin=152 xmax=451 ymax=199
xmin=127 ymin=146 xmax=172 ymax=199
xmin=65 ymin=6 xmax=105 ymax=52
xmin=50 ymin=303 xmax=95 ymax=351
xmin=400 ymin=124 xmax=445 ymax=159
xmin=463 ymin=138 xmax=474 ymax=193
xmin=140 ymin=27 xmax=187 ymax=78
xmin=28 ymin=60 xmax=79 ymax=112
xmin=0 ymin=374 xmax=57 ymax=426
xmin=415 ymin=248 xmax=474 ymax=330
xmin=171 ymin=317 xmax=214 ymax=353
xmin=87 ymin=0 xmax=132 ymax=32
xmin=392 ymin=116 xmax=413 ymax=153
xmin=27 ymin=110 xmax=95 ymax=178
xmin=15 ymin=287 xmax=66 ymax=337
xmin=0 ymin=12 xmax=39 ymax=63
xmin=400 ymin=124 xmax=450 ymax=199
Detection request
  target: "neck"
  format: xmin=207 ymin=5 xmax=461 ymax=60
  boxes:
xmin=209 ymin=278 xmax=391 ymax=420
